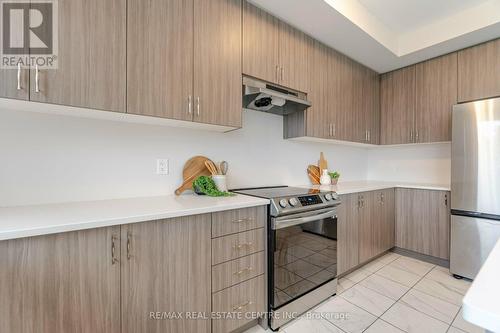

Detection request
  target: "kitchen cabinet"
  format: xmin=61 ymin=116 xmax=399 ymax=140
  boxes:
xmin=121 ymin=214 xmax=211 ymax=333
xmin=0 ymin=226 xmax=121 ymax=333
xmin=337 ymin=193 xmax=360 ymax=274
xmin=0 ymin=64 xmax=29 ymax=100
xmin=129 ymin=0 xmax=242 ymax=127
xmin=458 ymin=38 xmax=500 ymax=102
xmin=127 ymin=0 xmax=194 ymax=121
xmin=242 ymin=1 xmax=281 ymax=85
xmin=193 ymin=0 xmax=242 ymax=127
xmin=396 ymin=188 xmax=450 ymax=260
xmin=352 ymin=63 xmax=380 ymax=144
xmin=242 ymin=2 xmax=310 ymax=92
xmin=380 ymin=66 xmax=416 ymax=145
xmin=30 ymin=0 xmax=126 ymax=112
xmin=415 ymin=53 xmax=457 ymax=143
xmin=358 ymin=192 xmax=374 ymax=263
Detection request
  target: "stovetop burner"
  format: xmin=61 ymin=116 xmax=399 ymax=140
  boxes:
xmin=231 ymin=186 xmax=322 ymax=199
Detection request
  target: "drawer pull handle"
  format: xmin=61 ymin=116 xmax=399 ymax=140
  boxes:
xmin=111 ymin=235 xmax=119 ymax=265
xmin=232 ymin=218 xmax=253 ymax=224
xmin=233 ymin=266 xmax=253 ymax=275
xmin=232 ymin=300 xmax=253 ymax=311
xmin=234 ymin=242 xmax=253 ymax=250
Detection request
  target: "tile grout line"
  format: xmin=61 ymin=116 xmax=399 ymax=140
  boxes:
xmin=360 ymin=258 xmax=437 ymax=333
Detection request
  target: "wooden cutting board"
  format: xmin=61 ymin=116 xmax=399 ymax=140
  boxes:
xmin=318 ymin=152 xmax=328 ymax=171
xmin=175 ymin=156 xmax=212 ymax=195
xmin=307 ymin=165 xmax=321 ymax=185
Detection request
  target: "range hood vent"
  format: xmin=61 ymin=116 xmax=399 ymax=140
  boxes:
xmin=242 ymin=76 xmax=311 ymax=115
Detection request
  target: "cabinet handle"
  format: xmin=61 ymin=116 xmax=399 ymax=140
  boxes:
xmin=187 ymin=95 xmax=192 ymax=114
xmin=276 ymin=65 xmax=280 ymax=82
xmin=196 ymin=96 xmax=200 ymax=116
xmin=126 ymin=232 xmax=132 ymax=260
xmin=111 ymin=235 xmax=119 ymax=265
xmin=415 ymin=130 xmax=419 ymax=142
xmin=368 ymin=130 xmax=371 ymax=142
xmin=232 ymin=300 xmax=253 ymax=311
xmin=234 ymin=242 xmax=253 ymax=250
xmin=17 ymin=63 xmax=22 ymax=90
xmin=381 ymin=193 xmax=385 ymax=205
xmin=233 ymin=266 xmax=253 ymax=275
xmin=281 ymin=66 xmax=284 ymax=82
xmin=332 ymin=123 xmax=336 ymax=137
xmin=328 ymin=123 xmax=332 ymax=137
xmin=445 ymin=194 xmax=448 ymax=206
xmin=35 ymin=64 xmax=40 ymax=93
xmin=232 ymin=218 xmax=253 ymax=224
xmin=410 ymin=130 xmax=414 ymax=142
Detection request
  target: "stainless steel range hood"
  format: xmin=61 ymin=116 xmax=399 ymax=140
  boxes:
xmin=243 ymin=76 xmax=311 ymax=115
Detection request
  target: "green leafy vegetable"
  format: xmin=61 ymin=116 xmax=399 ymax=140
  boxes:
xmin=328 ymin=171 xmax=340 ymax=179
xmin=193 ymin=176 xmax=235 ymax=197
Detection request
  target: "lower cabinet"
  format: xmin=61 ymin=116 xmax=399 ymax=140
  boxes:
xmin=121 ymin=214 xmax=212 ymax=333
xmin=395 ymin=188 xmax=451 ymax=259
xmin=0 ymin=226 xmax=121 ymax=333
xmin=338 ymin=189 xmax=395 ymax=275
xmin=337 ymin=193 xmax=360 ymax=274
xmin=211 ymin=206 xmax=267 ymax=333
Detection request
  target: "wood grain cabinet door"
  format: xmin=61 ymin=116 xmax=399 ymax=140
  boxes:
xmin=0 ymin=227 xmax=121 ymax=333
xmin=242 ymin=1 xmax=280 ymax=84
xmin=458 ymin=38 xmax=500 ymax=102
xmin=415 ymin=53 xmax=457 ymax=143
xmin=381 ymin=188 xmax=395 ymax=252
xmin=29 ymin=0 xmax=126 ymax=112
xmin=121 ymin=214 xmax=211 ymax=333
xmin=127 ymin=0 xmax=194 ymax=121
xmin=337 ymin=193 xmax=360 ymax=274
xmin=330 ymin=50 xmax=354 ymax=142
xmin=396 ymin=188 xmax=450 ymax=259
xmin=380 ymin=66 xmax=416 ymax=145
xmin=352 ymin=64 xmax=380 ymax=144
xmin=193 ymin=0 xmax=242 ymax=127
xmin=0 ymin=66 xmax=29 ymax=100
xmin=278 ymin=23 xmax=311 ymax=93
xmin=358 ymin=191 xmax=375 ymax=263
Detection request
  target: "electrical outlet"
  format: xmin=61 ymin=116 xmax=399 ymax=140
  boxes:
xmin=156 ymin=159 xmax=169 ymax=175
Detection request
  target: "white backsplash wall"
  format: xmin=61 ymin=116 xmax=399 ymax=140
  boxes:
xmin=0 ymin=108 xmax=369 ymax=206
xmin=367 ymin=143 xmax=451 ymax=185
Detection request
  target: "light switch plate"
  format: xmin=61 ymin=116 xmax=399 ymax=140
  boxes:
xmin=156 ymin=159 xmax=169 ymax=175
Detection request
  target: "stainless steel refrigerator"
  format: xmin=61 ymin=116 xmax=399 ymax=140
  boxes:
xmin=450 ymin=97 xmax=500 ymax=279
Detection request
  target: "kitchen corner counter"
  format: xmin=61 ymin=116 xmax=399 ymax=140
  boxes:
xmin=0 ymin=194 xmax=269 ymax=241
xmin=462 ymin=239 xmax=500 ymax=333
xmin=301 ymin=180 xmax=450 ymax=194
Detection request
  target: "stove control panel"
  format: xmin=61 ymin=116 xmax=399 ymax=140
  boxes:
xmin=270 ymin=191 xmax=341 ymax=217
xmin=298 ymin=195 xmax=322 ymax=206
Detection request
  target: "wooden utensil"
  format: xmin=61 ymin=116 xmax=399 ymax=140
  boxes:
xmin=220 ymin=161 xmax=228 ymax=175
xmin=204 ymin=160 xmax=219 ymax=175
xmin=318 ymin=152 xmax=328 ymax=171
xmin=175 ymin=156 xmax=212 ymax=195
xmin=307 ymin=165 xmax=321 ymax=185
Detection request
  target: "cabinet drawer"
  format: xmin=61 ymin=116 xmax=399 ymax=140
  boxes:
xmin=212 ymin=206 xmax=266 ymax=238
xmin=212 ymin=275 xmax=266 ymax=333
xmin=212 ymin=251 xmax=265 ymax=292
xmin=212 ymin=228 xmax=265 ymax=265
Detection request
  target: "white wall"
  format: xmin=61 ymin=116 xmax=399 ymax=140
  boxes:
xmin=0 ymin=108 xmax=369 ymax=206
xmin=367 ymin=143 xmax=451 ymax=184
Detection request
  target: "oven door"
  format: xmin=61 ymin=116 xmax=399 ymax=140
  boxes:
xmin=269 ymin=208 xmax=338 ymax=310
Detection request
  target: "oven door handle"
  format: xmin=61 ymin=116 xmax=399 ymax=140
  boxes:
xmin=272 ymin=209 xmax=337 ymax=230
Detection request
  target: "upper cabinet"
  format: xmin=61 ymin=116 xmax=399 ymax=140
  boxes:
xmin=381 ymin=53 xmax=458 ymax=145
xmin=127 ymin=0 xmax=194 ymax=121
xmin=415 ymin=53 xmax=457 ymax=143
xmin=380 ymin=66 xmax=416 ymax=145
xmin=128 ymin=0 xmax=242 ymax=127
xmin=458 ymin=38 xmax=500 ymax=102
xmin=242 ymin=2 xmax=309 ymax=93
xmin=193 ymin=0 xmax=242 ymax=127
xmin=30 ymin=0 xmax=127 ymax=112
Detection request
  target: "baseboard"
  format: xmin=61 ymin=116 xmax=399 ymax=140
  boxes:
xmin=391 ymin=247 xmax=450 ymax=268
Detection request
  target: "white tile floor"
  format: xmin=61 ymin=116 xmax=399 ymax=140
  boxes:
xmin=245 ymin=252 xmax=485 ymax=333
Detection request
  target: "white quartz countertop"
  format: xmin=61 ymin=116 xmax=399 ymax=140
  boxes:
xmin=301 ymin=180 xmax=450 ymax=194
xmin=462 ymin=239 xmax=500 ymax=333
xmin=0 ymin=194 xmax=269 ymax=241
